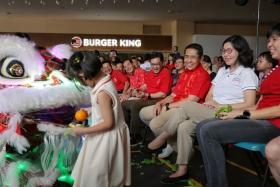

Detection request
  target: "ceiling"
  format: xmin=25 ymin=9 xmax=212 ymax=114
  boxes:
xmin=0 ymin=0 xmax=279 ymax=23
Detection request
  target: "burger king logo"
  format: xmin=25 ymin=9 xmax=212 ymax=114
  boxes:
xmin=71 ymin=36 xmax=82 ymax=48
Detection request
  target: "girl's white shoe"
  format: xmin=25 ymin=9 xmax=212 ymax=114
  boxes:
xmin=158 ymin=144 xmax=173 ymax=158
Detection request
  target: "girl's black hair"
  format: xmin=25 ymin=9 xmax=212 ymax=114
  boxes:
xmin=222 ymin=35 xmax=253 ymax=68
xmin=67 ymin=51 xmax=102 ymax=83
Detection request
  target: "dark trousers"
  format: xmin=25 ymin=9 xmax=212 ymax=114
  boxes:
xmin=122 ymin=99 xmax=158 ymax=138
xmin=196 ymin=118 xmax=280 ymax=187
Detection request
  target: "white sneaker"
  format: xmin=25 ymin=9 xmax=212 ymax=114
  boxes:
xmin=158 ymin=144 xmax=173 ymax=158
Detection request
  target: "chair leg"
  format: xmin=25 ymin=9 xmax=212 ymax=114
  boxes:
xmin=262 ymin=164 xmax=270 ymax=187
xmin=254 ymin=152 xmax=267 ymax=173
xmin=246 ymin=151 xmax=263 ymax=180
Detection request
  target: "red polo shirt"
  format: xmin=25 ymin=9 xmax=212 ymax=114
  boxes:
xmin=257 ymin=62 xmax=280 ymax=128
xmin=166 ymin=63 xmax=175 ymax=71
xmin=111 ymin=70 xmax=128 ymax=92
xmin=145 ymin=67 xmax=172 ymax=95
xmin=127 ymin=68 xmax=146 ymax=89
xmin=172 ymin=64 xmax=211 ymax=103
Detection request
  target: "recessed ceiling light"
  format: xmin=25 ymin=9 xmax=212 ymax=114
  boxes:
xmin=167 ymin=10 xmax=173 ymax=14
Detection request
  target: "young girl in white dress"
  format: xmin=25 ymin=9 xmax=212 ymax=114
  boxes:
xmin=67 ymin=51 xmax=131 ymax=187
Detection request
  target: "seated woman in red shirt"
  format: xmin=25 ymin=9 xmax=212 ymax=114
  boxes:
xmin=101 ymin=61 xmax=129 ymax=94
xmin=196 ymin=22 xmax=280 ymax=187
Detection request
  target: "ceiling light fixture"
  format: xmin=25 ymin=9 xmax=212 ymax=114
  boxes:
xmin=40 ymin=0 xmax=46 ymax=6
xmin=55 ymin=0 xmax=60 ymax=6
xmin=7 ymin=0 xmax=175 ymax=8
xmin=26 ymin=0 xmax=31 ymax=6
xmin=7 ymin=0 xmax=15 ymax=6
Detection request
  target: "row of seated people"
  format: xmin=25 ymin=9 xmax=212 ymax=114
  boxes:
xmin=193 ymin=23 xmax=280 ymax=187
xmin=137 ymin=25 xmax=279 ymax=187
xmin=102 ymin=23 xmax=280 ymax=186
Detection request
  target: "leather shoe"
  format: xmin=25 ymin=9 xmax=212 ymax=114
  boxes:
xmin=160 ymin=173 xmax=190 ymax=185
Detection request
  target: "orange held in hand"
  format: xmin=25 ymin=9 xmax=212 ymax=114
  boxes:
xmin=75 ymin=109 xmax=88 ymax=122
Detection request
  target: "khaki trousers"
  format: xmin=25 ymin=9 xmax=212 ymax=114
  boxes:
xmin=169 ymin=101 xmax=215 ymax=164
xmin=140 ymin=101 xmax=216 ymax=165
xmin=139 ymin=104 xmax=175 ymax=136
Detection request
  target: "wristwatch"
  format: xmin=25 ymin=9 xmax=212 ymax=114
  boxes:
xmin=242 ymin=110 xmax=251 ymax=119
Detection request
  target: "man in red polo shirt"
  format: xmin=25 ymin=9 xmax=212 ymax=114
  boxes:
xmin=140 ymin=44 xmax=210 ymax=158
xmin=101 ymin=61 xmax=129 ymax=94
xmin=120 ymin=58 xmax=146 ymax=102
xmin=140 ymin=44 xmax=211 ymax=136
xmin=122 ymin=52 xmax=172 ymax=145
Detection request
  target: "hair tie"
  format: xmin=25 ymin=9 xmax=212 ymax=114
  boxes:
xmin=73 ymin=56 xmax=81 ymax=64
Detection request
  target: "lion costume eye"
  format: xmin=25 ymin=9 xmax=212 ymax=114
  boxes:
xmin=0 ymin=57 xmax=28 ymax=79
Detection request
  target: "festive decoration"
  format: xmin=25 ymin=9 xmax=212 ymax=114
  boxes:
xmin=0 ymin=34 xmax=90 ymax=187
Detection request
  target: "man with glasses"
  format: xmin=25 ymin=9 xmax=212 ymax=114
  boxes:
xmin=122 ymin=52 xmax=172 ymax=146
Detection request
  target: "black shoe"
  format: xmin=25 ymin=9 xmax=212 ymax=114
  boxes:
xmin=142 ymin=143 xmax=167 ymax=155
xmin=160 ymin=173 xmax=190 ymax=185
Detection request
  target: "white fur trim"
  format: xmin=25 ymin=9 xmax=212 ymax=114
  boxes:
xmin=0 ymin=80 xmax=90 ymax=113
xmin=0 ymin=144 xmax=6 ymax=168
xmin=48 ymin=44 xmax=73 ymax=60
xmin=0 ymin=35 xmax=44 ymax=85
xmin=37 ymin=123 xmax=67 ymax=135
xmin=5 ymin=162 xmax=19 ymax=187
xmin=0 ymin=113 xmax=30 ymax=154
xmin=26 ymin=169 xmax=59 ymax=187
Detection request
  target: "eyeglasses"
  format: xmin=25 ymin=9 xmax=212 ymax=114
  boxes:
xmin=221 ymin=48 xmax=233 ymax=55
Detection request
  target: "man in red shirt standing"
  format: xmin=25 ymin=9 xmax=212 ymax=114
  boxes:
xmin=122 ymin=52 xmax=172 ymax=145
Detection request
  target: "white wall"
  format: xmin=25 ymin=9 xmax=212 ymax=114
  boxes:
xmin=193 ymin=34 xmax=268 ymax=60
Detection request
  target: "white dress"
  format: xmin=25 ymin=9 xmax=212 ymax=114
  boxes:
xmin=71 ymin=75 xmax=131 ymax=187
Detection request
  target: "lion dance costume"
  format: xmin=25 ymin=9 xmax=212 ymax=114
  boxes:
xmin=0 ymin=35 xmax=90 ymax=187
